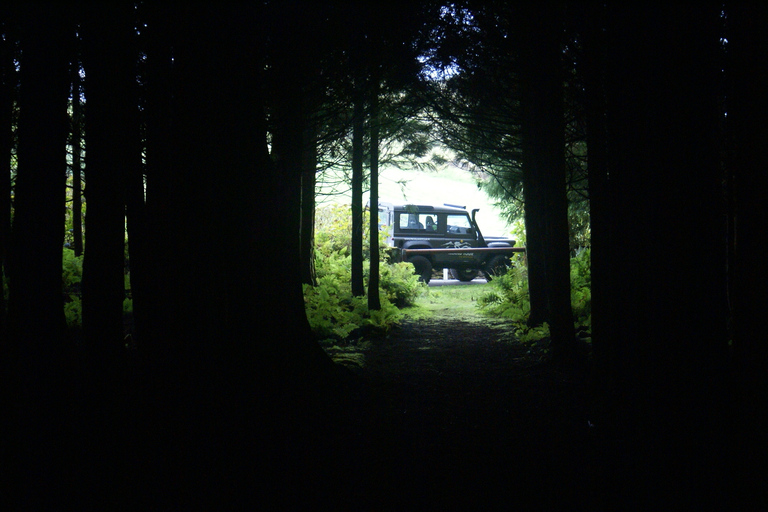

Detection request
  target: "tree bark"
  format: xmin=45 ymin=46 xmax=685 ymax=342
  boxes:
xmin=5 ymin=6 xmax=73 ymax=506
xmin=0 ymin=18 xmax=15 ymax=336
xmin=595 ymin=4 xmax=729 ymax=507
xmin=368 ymin=73 xmax=382 ymax=310
xmin=70 ymin=51 xmax=83 ymax=257
xmin=351 ymin=77 xmax=366 ymax=297
xmin=516 ymin=3 xmax=577 ymax=360
xmin=140 ymin=3 xmax=176 ymax=359
xmin=300 ymin=122 xmax=318 ymax=287
xmin=727 ymin=4 xmax=768 ymax=506
xmin=80 ymin=5 xmax=136 ymax=360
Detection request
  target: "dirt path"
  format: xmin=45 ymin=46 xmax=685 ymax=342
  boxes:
xmin=342 ymin=294 xmax=596 ymax=509
xmin=290 ymin=282 xmax=599 ymax=509
xmin=291 ymin=283 xmax=745 ymax=510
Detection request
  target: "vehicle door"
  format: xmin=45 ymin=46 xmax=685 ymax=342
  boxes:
xmin=436 ymin=213 xmax=483 ymax=267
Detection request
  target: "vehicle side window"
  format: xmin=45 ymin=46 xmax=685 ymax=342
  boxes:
xmin=397 ymin=213 xmax=437 ymax=232
xmin=446 ymin=214 xmax=474 ymax=235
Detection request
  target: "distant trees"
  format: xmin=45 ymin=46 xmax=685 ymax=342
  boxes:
xmin=295 ymin=2 xmax=436 ymax=300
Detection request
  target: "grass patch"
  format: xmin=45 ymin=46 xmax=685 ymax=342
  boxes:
xmin=399 ymin=282 xmax=503 ymax=324
xmin=421 ymin=283 xmax=494 ymax=320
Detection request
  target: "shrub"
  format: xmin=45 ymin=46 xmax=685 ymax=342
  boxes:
xmin=569 ymin=247 xmax=591 ymax=334
xmin=377 ymin=260 xmax=423 ymax=308
xmin=478 ymin=249 xmax=591 ymax=341
xmin=304 ymin=204 xmax=425 ymax=341
xmin=303 ymin=250 xmax=404 ymax=341
xmin=63 ymin=248 xmax=83 ymax=328
xmin=60 ymin=247 xmax=134 ymax=329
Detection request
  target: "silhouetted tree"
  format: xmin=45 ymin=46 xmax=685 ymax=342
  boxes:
xmin=0 ymin=16 xmax=17 ymax=335
xmin=4 ymin=5 xmax=74 ymax=507
xmin=80 ymin=4 xmax=137 ymax=360
xmin=727 ymin=3 xmax=768 ymax=504
xmin=516 ymin=2 xmax=578 ymax=360
xmin=300 ymin=123 xmax=318 ymax=286
xmin=136 ymin=2 xmax=175 ymax=359
xmin=587 ymin=4 xmax=730 ymax=507
xmin=69 ymin=45 xmax=84 ymax=257
xmin=351 ymin=76 xmax=366 ymax=296
xmin=368 ymin=70 xmax=382 ymax=310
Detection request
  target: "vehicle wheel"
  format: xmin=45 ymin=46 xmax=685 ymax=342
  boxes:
xmin=483 ymin=255 xmax=511 ymax=281
xmin=449 ymin=268 xmax=478 ymax=282
xmin=408 ymin=255 xmax=432 ymax=283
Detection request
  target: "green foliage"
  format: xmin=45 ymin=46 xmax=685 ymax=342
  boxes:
xmin=61 ymin=247 xmax=134 ymax=329
xmin=478 ymin=249 xmax=591 ymax=342
xmin=63 ymin=248 xmax=83 ymax=328
xmin=378 ymin=260 xmax=423 ymax=307
xmin=62 ymin=247 xmax=83 ymax=297
xmin=64 ymin=298 xmax=82 ymax=329
xmin=477 ymin=255 xmax=538 ymax=339
xmin=569 ymin=247 xmax=591 ymax=334
xmin=304 ymin=204 xmax=425 ymax=341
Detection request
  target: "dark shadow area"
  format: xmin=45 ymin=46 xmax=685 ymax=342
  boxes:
xmin=284 ymin=311 xmax=752 ymax=510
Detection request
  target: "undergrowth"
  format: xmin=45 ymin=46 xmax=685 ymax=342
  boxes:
xmin=478 ymin=248 xmax=591 ymax=343
xmin=304 ymin=204 xmax=426 ymax=344
xmin=62 ymin=247 xmax=132 ymax=329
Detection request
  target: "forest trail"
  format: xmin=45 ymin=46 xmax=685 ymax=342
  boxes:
xmin=356 ymin=314 xmax=594 ymax=509
xmin=294 ymin=282 xmax=600 ymax=510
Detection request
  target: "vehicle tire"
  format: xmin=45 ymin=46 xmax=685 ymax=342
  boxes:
xmin=449 ymin=268 xmax=478 ymax=282
xmin=483 ymin=255 xmax=511 ymax=281
xmin=408 ymin=255 xmax=432 ymax=283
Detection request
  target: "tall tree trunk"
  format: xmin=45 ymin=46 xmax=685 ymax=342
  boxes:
xmin=300 ymin=121 xmax=318 ymax=287
xmin=520 ymin=185 xmax=549 ymax=326
xmin=5 ymin=6 xmax=73 ymax=506
xmin=270 ymin=3 xmax=339 ymax=373
xmin=80 ymin=5 xmax=136 ymax=362
xmin=124 ymin=128 xmax=148 ymax=345
xmin=728 ymin=4 xmax=768 ymax=506
xmin=368 ymin=73 xmax=381 ymax=310
xmin=78 ymin=8 xmax=140 ymax=504
xmin=517 ymin=3 xmax=577 ymax=361
xmin=70 ymin=52 xmax=83 ymax=257
xmin=351 ymin=78 xmax=365 ymax=297
xmin=0 ymin=18 xmax=15 ymax=336
xmin=597 ymin=4 xmax=729 ymax=507
xmin=133 ymin=6 xmax=336 ymax=505
xmin=140 ymin=3 xmax=176 ymax=360
xmin=580 ymin=1 xmax=619 ymax=427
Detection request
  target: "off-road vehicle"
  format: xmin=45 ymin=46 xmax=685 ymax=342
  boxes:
xmin=377 ymin=202 xmax=524 ymax=283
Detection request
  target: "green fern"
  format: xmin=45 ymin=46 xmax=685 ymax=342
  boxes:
xmin=304 ymin=205 xmax=424 ymax=342
xmin=478 ymin=249 xmax=591 ymax=343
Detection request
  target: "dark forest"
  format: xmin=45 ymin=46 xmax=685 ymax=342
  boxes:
xmin=1 ymin=2 xmax=766 ymax=509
